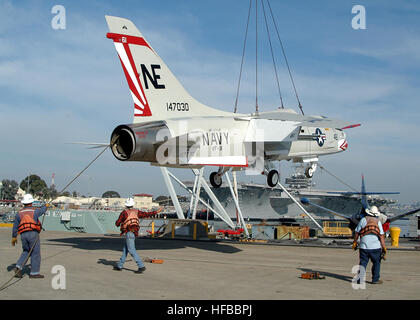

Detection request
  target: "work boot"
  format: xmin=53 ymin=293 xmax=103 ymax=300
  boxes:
xmin=29 ymin=274 xmax=44 ymax=279
xmin=135 ymin=266 xmax=146 ymax=274
xmin=371 ymin=280 xmax=383 ymax=284
xmin=113 ymin=266 xmax=122 ymax=271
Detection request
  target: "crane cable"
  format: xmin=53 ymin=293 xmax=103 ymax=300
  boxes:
xmin=234 ymin=0 xmax=302 ymax=114
xmin=0 ymin=146 xmax=109 ymax=293
xmin=234 ymin=0 xmax=252 ymax=113
xmin=261 ymin=0 xmax=284 ymax=108
xmin=266 ymin=0 xmax=304 ymax=115
xmin=255 ymin=0 xmax=259 ymax=114
xmin=318 ymin=163 xmax=358 ymax=192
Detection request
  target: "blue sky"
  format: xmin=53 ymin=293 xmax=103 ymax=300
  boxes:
xmin=0 ymin=0 xmax=419 ymax=204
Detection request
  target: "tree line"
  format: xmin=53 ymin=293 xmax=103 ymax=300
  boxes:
xmin=0 ymin=175 xmax=121 ymax=201
xmin=1 ymin=174 xmax=170 ymax=202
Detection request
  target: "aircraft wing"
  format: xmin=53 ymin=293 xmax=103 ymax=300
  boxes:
xmin=388 ymin=207 xmax=420 ymax=223
xmin=253 ymin=110 xmax=358 ymax=129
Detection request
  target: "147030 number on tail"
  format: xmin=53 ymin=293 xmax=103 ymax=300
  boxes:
xmin=166 ymin=102 xmax=189 ymax=111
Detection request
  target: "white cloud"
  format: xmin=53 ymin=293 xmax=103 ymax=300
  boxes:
xmin=345 ymin=34 xmax=420 ymax=65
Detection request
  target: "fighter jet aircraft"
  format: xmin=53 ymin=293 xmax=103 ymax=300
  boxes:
xmin=105 ymin=15 xmax=358 ymax=188
xmin=300 ymin=175 xmax=420 ymax=233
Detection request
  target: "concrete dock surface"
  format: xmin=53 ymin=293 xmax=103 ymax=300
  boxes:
xmin=1 ymin=228 xmax=419 ymax=300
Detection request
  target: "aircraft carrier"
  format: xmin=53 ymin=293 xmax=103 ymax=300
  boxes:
xmin=191 ymin=171 xmax=396 ymax=221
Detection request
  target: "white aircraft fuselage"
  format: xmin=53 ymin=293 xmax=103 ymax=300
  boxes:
xmin=106 ymin=15 xmax=353 ymax=186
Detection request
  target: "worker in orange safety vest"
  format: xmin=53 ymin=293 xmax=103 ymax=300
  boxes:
xmin=11 ymin=194 xmax=48 ymax=279
xmin=352 ymin=206 xmax=387 ymax=284
xmin=114 ymin=198 xmax=154 ymax=273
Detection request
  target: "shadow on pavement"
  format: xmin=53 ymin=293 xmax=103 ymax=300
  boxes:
xmin=298 ymin=267 xmax=353 ymax=283
xmin=97 ymin=258 xmax=138 ymax=272
xmin=6 ymin=263 xmax=32 ymax=275
xmin=45 ymin=235 xmax=242 ymax=254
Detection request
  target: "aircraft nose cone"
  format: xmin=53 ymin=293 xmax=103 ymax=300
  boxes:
xmin=339 ymin=140 xmax=348 ymax=151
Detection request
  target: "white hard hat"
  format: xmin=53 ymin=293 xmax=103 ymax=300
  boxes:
xmin=125 ymin=198 xmax=135 ymax=207
xmin=366 ymin=206 xmax=380 ymax=217
xmin=21 ymin=194 xmax=34 ymax=204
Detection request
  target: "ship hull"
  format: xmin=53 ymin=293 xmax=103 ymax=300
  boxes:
xmin=198 ymin=183 xmax=393 ymax=220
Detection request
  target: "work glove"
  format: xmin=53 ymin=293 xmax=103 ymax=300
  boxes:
xmin=352 ymin=241 xmax=358 ymax=251
xmin=381 ymin=247 xmax=387 ymax=260
xmin=11 ymin=237 xmax=17 ymax=246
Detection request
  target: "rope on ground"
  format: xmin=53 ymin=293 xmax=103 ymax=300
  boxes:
xmin=0 ymin=146 xmax=109 ymax=293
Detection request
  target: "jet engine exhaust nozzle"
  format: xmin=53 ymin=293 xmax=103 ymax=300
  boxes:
xmin=110 ymin=122 xmax=169 ymax=163
xmin=110 ymin=125 xmax=136 ymax=161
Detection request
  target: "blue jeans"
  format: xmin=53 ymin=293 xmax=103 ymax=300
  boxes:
xmin=117 ymin=232 xmax=145 ymax=269
xmin=16 ymin=231 xmax=41 ymax=275
xmin=359 ymin=248 xmax=382 ymax=282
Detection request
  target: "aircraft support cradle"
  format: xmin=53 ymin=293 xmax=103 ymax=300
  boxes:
xmin=276 ymin=181 xmax=324 ymax=232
